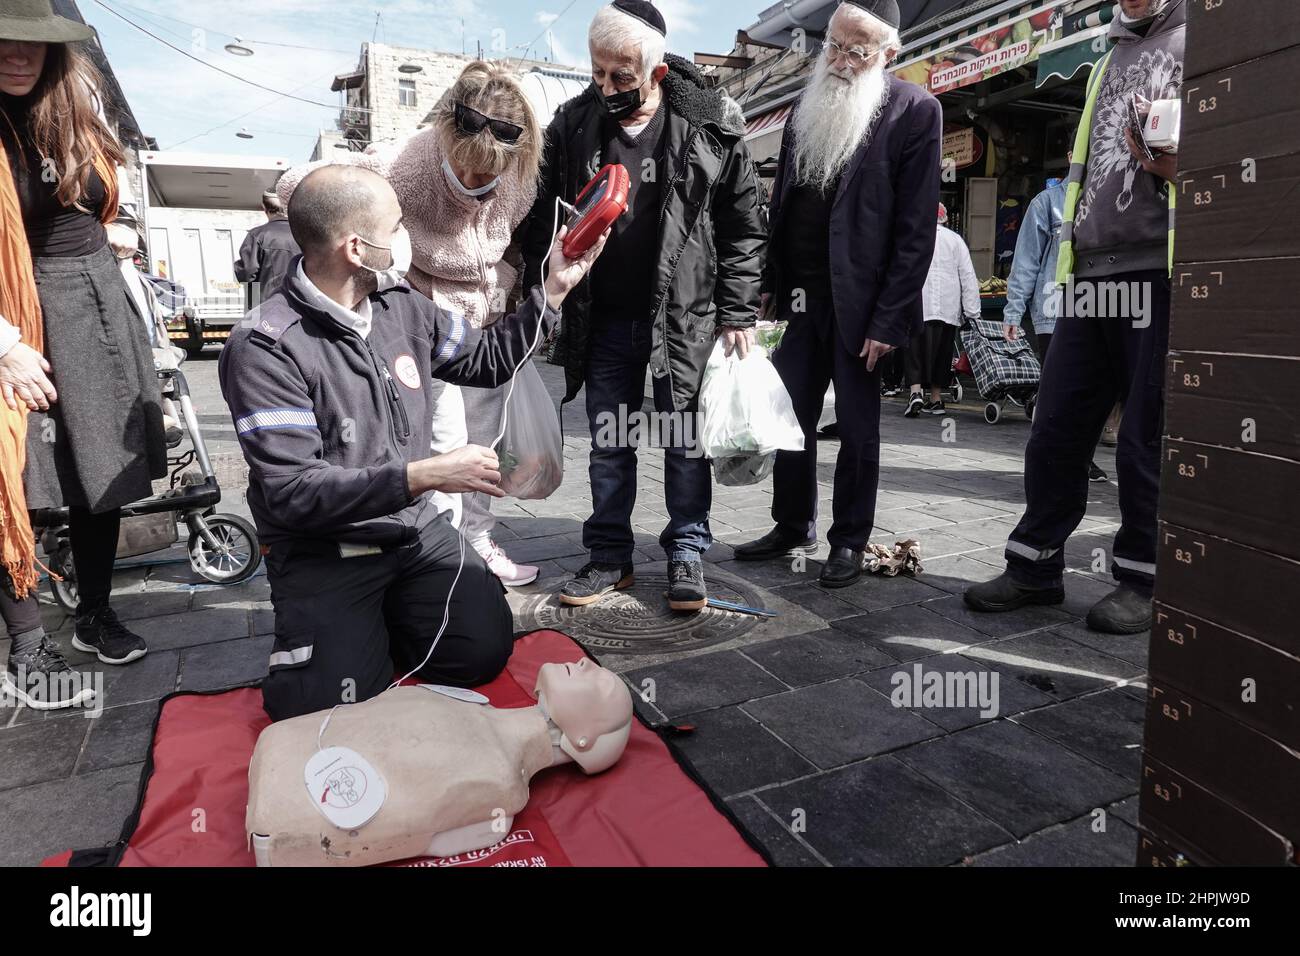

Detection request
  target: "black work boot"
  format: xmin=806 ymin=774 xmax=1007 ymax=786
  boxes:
xmin=1086 ymin=584 xmax=1153 ymax=634
xmin=72 ymin=606 xmax=148 ymax=665
xmin=964 ymin=572 xmax=1065 ymax=612
xmin=734 ymin=526 xmax=818 ymax=562
xmin=819 ymin=547 xmax=865 ymax=588
xmin=666 ymin=560 xmax=707 ymax=612
xmin=558 ymin=562 xmax=635 ymax=607
xmin=3 ymin=637 xmax=98 ymax=710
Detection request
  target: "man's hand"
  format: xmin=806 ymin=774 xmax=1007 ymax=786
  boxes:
xmin=106 ymin=223 xmax=139 ymax=260
xmin=1003 ymin=323 xmax=1020 ymax=343
xmin=543 ymin=225 xmax=611 ymax=310
xmin=859 ymin=338 xmax=895 ymax=372
xmin=0 ymin=342 xmax=57 ymax=412
xmin=407 ymin=444 xmax=504 ymax=498
xmin=1125 ymin=127 xmax=1177 ymax=183
xmin=758 ymin=291 xmax=773 ymax=322
xmin=718 ymin=325 xmax=754 ymax=359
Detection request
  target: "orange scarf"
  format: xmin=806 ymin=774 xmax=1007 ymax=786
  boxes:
xmin=0 ymin=142 xmax=118 ymax=599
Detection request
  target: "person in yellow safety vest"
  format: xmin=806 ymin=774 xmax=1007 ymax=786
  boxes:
xmin=965 ymin=0 xmax=1185 ymax=636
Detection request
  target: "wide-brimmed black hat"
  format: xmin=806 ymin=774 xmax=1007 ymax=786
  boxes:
xmin=841 ymin=0 xmax=902 ymax=30
xmin=0 ymin=0 xmax=95 ymax=43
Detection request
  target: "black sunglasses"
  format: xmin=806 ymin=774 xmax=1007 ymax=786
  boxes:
xmin=454 ymin=102 xmax=524 ymax=144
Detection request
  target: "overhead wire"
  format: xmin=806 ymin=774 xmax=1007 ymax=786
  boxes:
xmin=91 ymin=0 xmax=379 ymax=115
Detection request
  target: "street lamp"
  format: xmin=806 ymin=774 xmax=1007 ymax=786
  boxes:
xmin=236 ymin=128 xmax=254 ymax=140
xmin=225 ymin=37 xmax=254 ymax=56
xmin=398 ymin=62 xmax=424 ymax=74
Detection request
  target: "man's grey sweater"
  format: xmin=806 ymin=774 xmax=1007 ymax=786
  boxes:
xmin=1074 ymin=0 xmax=1186 ymax=278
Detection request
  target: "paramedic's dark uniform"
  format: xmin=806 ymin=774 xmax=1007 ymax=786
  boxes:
xmin=219 ymin=262 xmax=559 ymax=720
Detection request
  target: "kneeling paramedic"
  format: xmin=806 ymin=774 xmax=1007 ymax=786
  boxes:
xmin=220 ymin=166 xmax=605 ymax=721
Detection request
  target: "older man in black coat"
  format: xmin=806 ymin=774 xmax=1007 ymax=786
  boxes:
xmin=735 ymin=0 xmax=942 ymax=587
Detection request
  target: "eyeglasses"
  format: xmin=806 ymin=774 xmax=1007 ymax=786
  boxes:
xmin=454 ymin=102 xmax=524 ymax=144
xmin=822 ymin=38 xmax=883 ymax=69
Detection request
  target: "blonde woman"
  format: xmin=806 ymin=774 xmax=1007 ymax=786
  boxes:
xmin=278 ymin=61 xmax=544 ymax=586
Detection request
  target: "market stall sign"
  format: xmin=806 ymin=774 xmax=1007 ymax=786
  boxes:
xmin=943 ymin=127 xmax=984 ymax=170
xmin=893 ymin=2 xmax=1062 ymax=95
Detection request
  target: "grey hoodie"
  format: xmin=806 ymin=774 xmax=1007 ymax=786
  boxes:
xmin=1073 ymin=0 xmax=1186 ymax=277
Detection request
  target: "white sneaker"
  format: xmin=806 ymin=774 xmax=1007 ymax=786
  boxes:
xmin=475 ymin=540 xmax=539 ymax=587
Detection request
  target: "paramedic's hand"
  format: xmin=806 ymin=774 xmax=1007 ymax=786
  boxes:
xmin=543 ymin=225 xmax=611 ymax=310
xmin=1125 ymin=127 xmax=1177 ymax=182
xmin=719 ymin=326 xmax=754 ymax=359
xmin=0 ymin=342 xmax=57 ymax=412
xmin=408 ymin=445 xmax=504 ymax=498
xmin=1003 ymin=323 xmax=1020 ymax=343
xmin=860 ymin=338 xmax=894 ymax=373
xmin=106 ymin=223 xmax=138 ymax=260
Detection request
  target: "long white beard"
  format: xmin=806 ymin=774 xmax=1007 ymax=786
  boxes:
xmin=791 ymin=55 xmax=890 ymax=193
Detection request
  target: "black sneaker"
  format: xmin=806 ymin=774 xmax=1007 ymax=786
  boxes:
xmin=71 ymin=606 xmax=148 ymax=665
xmin=3 ymin=637 xmax=98 ymax=710
xmin=558 ymin=562 xmax=634 ymax=607
xmin=964 ymin=572 xmax=1065 ymax=612
xmin=1089 ymin=462 xmax=1109 ymax=482
xmin=666 ymin=560 xmax=707 ymax=612
xmin=904 ymin=393 xmax=924 ymax=417
xmin=923 ymin=400 xmax=947 ymax=415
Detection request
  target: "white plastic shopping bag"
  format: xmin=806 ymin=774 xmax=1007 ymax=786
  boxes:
xmin=497 ymin=361 xmax=564 ymax=499
xmin=698 ymin=341 xmax=804 ymax=486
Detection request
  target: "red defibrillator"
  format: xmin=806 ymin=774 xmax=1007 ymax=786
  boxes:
xmin=561 ymin=163 xmax=630 ymax=259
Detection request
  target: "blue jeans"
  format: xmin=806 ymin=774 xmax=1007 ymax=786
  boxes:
xmin=582 ymin=313 xmax=712 ymax=565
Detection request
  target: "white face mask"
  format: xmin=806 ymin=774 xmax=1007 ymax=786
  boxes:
xmin=358 ymin=225 xmax=412 ymax=292
xmin=441 ymin=158 xmax=499 ymax=198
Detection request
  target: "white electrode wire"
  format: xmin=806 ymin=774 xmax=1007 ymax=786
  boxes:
xmin=387 ymin=196 xmax=567 ymax=693
xmin=491 ymin=196 xmax=566 ymax=450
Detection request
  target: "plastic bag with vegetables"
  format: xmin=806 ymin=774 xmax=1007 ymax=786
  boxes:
xmin=496 ymin=361 xmax=564 ymax=500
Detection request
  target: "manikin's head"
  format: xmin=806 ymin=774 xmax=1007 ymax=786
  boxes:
xmin=791 ymin=2 xmax=901 ymax=192
xmin=534 ymin=658 xmax=634 ymax=774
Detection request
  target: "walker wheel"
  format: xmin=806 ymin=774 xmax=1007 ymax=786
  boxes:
xmin=984 ymin=402 xmax=1002 ymax=425
xmin=188 ymin=514 xmax=261 ymax=585
xmin=47 ymin=547 xmax=79 ymax=613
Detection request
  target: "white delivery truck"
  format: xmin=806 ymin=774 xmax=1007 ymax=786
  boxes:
xmin=137 ymin=150 xmax=291 ymax=354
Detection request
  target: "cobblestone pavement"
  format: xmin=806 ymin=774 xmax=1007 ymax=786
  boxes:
xmin=0 ymin=350 xmax=1144 ymax=867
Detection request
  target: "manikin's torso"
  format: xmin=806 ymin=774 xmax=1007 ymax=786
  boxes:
xmin=246 ymin=686 xmax=557 ymax=867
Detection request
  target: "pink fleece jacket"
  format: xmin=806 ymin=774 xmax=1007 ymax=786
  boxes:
xmin=277 ymin=129 xmax=536 ymax=328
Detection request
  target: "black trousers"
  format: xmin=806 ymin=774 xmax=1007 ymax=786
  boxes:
xmin=904 ymin=321 xmax=958 ymax=390
xmin=261 ymin=517 xmax=515 ymax=721
xmin=770 ymin=297 xmax=881 ymax=549
xmin=0 ymin=588 xmax=42 ymax=639
xmin=1006 ymin=270 xmax=1169 ymax=592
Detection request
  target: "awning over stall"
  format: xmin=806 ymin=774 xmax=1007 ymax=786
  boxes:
xmin=1035 ymin=24 xmax=1111 ymax=87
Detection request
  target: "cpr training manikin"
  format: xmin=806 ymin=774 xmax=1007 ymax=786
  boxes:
xmin=245 ymin=658 xmax=634 ymax=866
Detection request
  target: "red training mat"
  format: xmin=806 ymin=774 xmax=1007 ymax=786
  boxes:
xmin=45 ymin=629 xmax=765 ymax=868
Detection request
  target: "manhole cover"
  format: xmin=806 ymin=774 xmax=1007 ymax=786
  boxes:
xmin=516 ymin=570 xmax=766 ymax=655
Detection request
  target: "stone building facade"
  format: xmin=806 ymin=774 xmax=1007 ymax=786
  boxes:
xmin=331 ymin=43 xmax=578 ymax=152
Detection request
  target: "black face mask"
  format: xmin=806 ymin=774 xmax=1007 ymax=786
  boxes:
xmin=596 ymin=83 xmax=643 ymax=122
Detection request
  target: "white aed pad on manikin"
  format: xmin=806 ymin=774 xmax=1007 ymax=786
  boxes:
xmin=304 ymin=746 xmax=387 ymax=830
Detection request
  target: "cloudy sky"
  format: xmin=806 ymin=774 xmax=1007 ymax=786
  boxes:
xmin=79 ymin=0 xmax=758 ymax=162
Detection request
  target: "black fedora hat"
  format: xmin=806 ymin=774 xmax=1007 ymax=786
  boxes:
xmin=0 ymin=0 xmax=96 ymax=44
